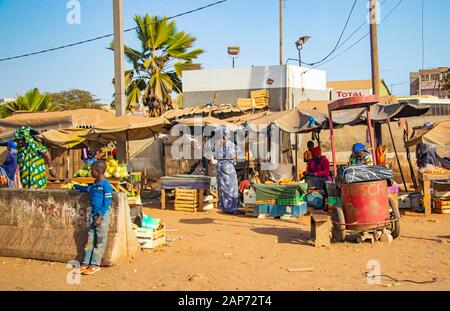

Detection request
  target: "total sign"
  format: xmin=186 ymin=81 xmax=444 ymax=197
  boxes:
xmin=331 ymin=89 xmax=371 ymax=100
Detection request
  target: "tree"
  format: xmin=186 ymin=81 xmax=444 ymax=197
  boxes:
xmin=110 ymin=14 xmax=204 ymax=116
xmin=0 ymin=88 xmax=60 ymax=118
xmin=47 ymin=89 xmax=105 ymax=111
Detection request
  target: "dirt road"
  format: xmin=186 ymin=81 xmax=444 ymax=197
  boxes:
xmin=0 ymin=207 xmax=449 ymax=291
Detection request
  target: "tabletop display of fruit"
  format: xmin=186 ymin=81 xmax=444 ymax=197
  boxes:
xmin=61 ymin=182 xmax=89 ymax=190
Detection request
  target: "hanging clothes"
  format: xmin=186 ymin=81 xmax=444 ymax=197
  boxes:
xmin=14 ymin=126 xmax=49 ymax=189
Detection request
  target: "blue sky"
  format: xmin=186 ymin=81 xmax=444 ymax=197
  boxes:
xmin=0 ymin=0 xmax=448 ymax=103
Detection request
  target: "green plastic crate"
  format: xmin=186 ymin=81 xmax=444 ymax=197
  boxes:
xmin=276 ymin=194 xmax=307 ymax=206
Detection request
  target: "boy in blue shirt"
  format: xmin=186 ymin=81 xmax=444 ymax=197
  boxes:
xmin=74 ymin=160 xmax=113 ymax=275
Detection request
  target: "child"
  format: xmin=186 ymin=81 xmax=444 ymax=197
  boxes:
xmin=74 ymin=160 xmax=113 ymax=275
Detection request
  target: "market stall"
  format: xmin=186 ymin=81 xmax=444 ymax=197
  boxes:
xmin=405 ymin=120 xmax=450 ymax=215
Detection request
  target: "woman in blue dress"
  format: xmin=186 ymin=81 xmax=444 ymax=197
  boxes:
xmin=212 ymin=126 xmax=239 ymax=214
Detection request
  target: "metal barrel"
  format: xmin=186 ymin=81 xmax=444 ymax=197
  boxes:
xmin=341 ymin=180 xmax=390 ymax=231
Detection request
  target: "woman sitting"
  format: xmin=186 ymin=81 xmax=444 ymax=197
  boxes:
xmin=306 ymin=147 xmax=331 ymax=181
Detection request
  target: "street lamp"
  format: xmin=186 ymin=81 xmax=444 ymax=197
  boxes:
xmin=228 ymin=46 xmax=240 ymax=68
xmin=295 ymin=36 xmax=311 ymax=67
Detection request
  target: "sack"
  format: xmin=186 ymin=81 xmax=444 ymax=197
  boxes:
xmin=306 ymin=192 xmax=324 ymax=209
xmin=338 ymin=165 xmax=393 ymax=185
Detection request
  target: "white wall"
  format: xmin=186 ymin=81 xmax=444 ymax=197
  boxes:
xmin=286 ymin=65 xmax=327 ymax=90
xmin=183 ymin=65 xmax=286 ymax=92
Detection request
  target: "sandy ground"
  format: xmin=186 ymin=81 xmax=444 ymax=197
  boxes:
xmin=0 ymin=206 xmax=449 ymax=291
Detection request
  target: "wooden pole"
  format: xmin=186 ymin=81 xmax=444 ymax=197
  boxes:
xmin=295 ymin=133 xmax=299 ymax=181
xmin=387 ymin=120 xmax=408 ymax=192
xmin=369 ymin=0 xmax=382 ymax=146
xmin=113 ymin=0 xmax=127 ymax=162
xmin=329 ymin=112 xmax=337 ymax=180
xmin=366 ymin=107 xmax=378 ymax=165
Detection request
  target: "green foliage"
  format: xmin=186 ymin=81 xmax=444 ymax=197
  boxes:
xmin=0 ymin=88 xmax=60 ymax=118
xmin=110 ymin=14 xmax=204 ymax=116
xmin=46 ymin=89 xmax=105 ymax=111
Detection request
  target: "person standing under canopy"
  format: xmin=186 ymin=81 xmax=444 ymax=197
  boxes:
xmin=212 ymin=126 xmax=239 ymax=215
xmin=349 ymin=143 xmax=374 ymax=166
xmin=303 ymin=140 xmax=315 ymax=163
xmin=14 ymin=126 xmax=56 ymax=189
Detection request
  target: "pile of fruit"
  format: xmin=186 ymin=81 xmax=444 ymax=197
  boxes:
xmin=105 ymin=157 xmax=129 ymax=179
xmin=61 ymin=182 xmax=89 ymax=190
xmin=278 ymin=179 xmax=295 ymax=185
xmin=72 ymin=157 xmax=129 ymax=180
xmin=73 ymin=164 xmax=92 ymax=178
xmin=0 ymin=175 xmax=8 ymax=187
xmin=423 ymin=166 xmax=449 ymax=174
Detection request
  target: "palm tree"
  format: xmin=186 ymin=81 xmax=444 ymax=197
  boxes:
xmin=110 ymin=14 xmax=204 ymax=116
xmin=0 ymin=88 xmax=60 ymax=118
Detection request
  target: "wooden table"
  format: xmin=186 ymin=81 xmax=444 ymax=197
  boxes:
xmin=418 ymin=171 xmax=450 ymax=216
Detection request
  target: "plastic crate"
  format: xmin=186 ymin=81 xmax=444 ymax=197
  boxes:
xmin=269 ymin=205 xmax=279 ymax=217
xmin=278 ymin=203 xmax=307 ymax=217
xmin=276 ymin=194 xmax=306 ymax=206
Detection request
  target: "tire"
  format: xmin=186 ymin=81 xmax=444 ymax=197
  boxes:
xmin=332 ymin=206 xmax=346 ymax=242
xmin=389 ymin=197 xmax=401 ymax=239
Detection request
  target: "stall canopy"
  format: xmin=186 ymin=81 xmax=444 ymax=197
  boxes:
xmin=37 ymin=128 xmax=90 ymax=149
xmin=175 ymin=115 xmax=238 ymax=130
xmin=405 ymin=120 xmax=450 ymax=148
xmin=0 ymin=109 xmax=115 ymax=131
xmin=234 ymin=109 xmax=326 ymax=133
xmin=82 ymin=115 xmax=169 ymax=143
xmin=162 ymin=104 xmax=268 ymax=121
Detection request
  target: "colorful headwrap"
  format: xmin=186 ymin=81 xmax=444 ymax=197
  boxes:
xmin=311 ymin=146 xmax=321 ymax=157
xmin=352 ymin=143 xmax=366 ymax=154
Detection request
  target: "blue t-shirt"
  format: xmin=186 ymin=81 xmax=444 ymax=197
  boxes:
xmin=1 ymin=150 xmax=18 ymax=181
xmin=75 ymin=179 xmax=113 ymax=216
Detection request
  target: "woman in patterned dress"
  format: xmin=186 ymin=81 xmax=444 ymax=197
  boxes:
xmin=14 ymin=126 xmax=56 ymax=189
xmin=212 ymin=126 xmax=239 ymax=214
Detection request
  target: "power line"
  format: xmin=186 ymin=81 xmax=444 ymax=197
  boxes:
xmin=302 ymin=0 xmax=359 ymax=66
xmin=313 ymin=0 xmax=404 ymax=68
xmin=332 ymin=0 xmax=387 ymax=55
xmin=0 ymin=0 xmax=227 ymax=63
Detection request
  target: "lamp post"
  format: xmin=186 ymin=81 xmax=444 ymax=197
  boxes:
xmin=295 ymin=36 xmax=311 ymax=67
xmin=228 ymin=46 xmax=240 ymax=68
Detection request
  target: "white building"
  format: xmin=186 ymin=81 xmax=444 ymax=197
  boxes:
xmin=182 ymin=65 xmax=329 ymax=111
xmin=0 ymin=98 xmax=15 ymax=105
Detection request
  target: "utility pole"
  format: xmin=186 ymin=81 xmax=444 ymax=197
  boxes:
xmin=279 ymin=0 xmax=283 ymax=65
xmin=369 ymin=0 xmax=382 ymax=146
xmin=113 ymin=0 xmax=126 ymax=162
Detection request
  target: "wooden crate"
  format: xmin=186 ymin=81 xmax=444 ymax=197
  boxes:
xmin=434 ymin=199 xmax=450 ymax=214
xmin=236 ymin=98 xmax=254 ymax=108
xmin=174 ymin=188 xmax=200 ymax=212
xmin=250 ymin=90 xmax=269 ymax=98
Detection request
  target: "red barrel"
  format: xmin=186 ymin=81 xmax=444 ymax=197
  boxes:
xmin=341 ymin=180 xmax=390 ymax=231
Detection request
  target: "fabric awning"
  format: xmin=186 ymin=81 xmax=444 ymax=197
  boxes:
xmin=82 ymin=115 xmax=169 ymax=143
xmin=37 ymin=128 xmax=90 ymax=149
xmin=405 ymin=120 xmax=450 ymax=147
xmin=0 ymin=109 xmax=114 ymax=131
